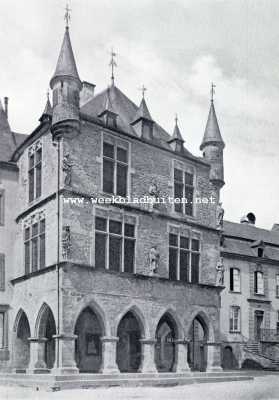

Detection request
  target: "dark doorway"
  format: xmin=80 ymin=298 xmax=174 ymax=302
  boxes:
xmin=116 ymin=312 xmax=142 ymax=372
xmin=14 ymin=311 xmax=31 ymax=372
xmin=75 ymin=307 xmax=103 ymax=373
xmin=222 ymin=346 xmax=238 ymax=370
xmin=188 ymin=317 xmax=208 ymax=371
xmin=255 ymin=311 xmax=264 ymax=341
xmin=155 ymin=314 xmax=177 ymax=372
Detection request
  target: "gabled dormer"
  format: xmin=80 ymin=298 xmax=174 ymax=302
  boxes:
xmin=131 ymin=96 xmax=154 ymax=140
xmin=251 ymin=239 xmax=265 ymax=258
xmin=98 ymin=87 xmax=118 ymax=129
xmin=168 ymin=116 xmax=184 ymax=153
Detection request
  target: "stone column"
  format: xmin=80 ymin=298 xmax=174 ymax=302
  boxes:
xmin=101 ymin=336 xmax=120 ymax=374
xmin=205 ymin=342 xmax=223 ymax=372
xmin=139 ymin=338 xmax=158 ymax=373
xmin=27 ymin=337 xmax=48 ymax=374
xmin=51 ymin=334 xmax=79 ymax=375
xmin=174 ymin=339 xmax=191 ymax=373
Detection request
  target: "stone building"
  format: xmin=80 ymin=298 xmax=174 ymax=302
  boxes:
xmin=0 ymin=23 xmax=227 ymax=376
xmin=220 ymin=215 xmax=279 ymax=370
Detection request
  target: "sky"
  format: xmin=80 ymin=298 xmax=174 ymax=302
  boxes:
xmin=0 ymin=0 xmax=278 ymax=229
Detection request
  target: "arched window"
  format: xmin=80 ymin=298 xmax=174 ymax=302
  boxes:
xmin=229 ymin=268 xmax=240 ymax=292
xmin=254 ymin=271 xmax=264 ymax=295
xmin=229 ymin=306 xmax=240 ymax=333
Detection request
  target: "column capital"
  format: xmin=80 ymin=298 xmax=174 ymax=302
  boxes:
xmin=174 ymin=338 xmax=189 ymax=345
xmin=28 ymin=337 xmax=48 ymax=343
xmin=140 ymin=338 xmax=157 ymax=345
xmin=101 ymin=336 xmax=119 ymax=343
xmin=52 ymin=334 xmax=77 ymax=341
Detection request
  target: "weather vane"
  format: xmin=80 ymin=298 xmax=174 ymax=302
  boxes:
xmin=64 ymin=4 xmax=71 ymax=28
xmin=139 ymin=85 xmax=147 ymax=98
xmin=109 ymin=48 xmax=117 ymax=85
xmin=211 ymin=82 xmax=216 ymax=102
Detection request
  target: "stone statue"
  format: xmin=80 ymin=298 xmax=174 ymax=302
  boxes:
xmin=216 ymin=202 xmax=224 ymax=229
xmin=62 ymin=154 xmax=74 ymax=186
xmin=62 ymin=226 xmax=71 ymax=259
xmin=149 ymin=246 xmax=160 ymax=275
xmin=216 ymin=257 xmax=224 ymax=286
xmin=148 ymin=180 xmax=160 ymax=212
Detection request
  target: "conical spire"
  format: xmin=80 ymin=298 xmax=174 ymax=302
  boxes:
xmin=39 ymin=93 xmax=52 ymax=122
xmin=0 ymin=98 xmax=15 ymax=162
xmin=0 ymin=98 xmax=10 ymax=132
xmin=132 ymin=97 xmax=153 ymax=124
xmin=170 ymin=115 xmax=184 ymax=142
xmin=200 ymin=100 xmax=224 ymax=150
xmin=50 ymin=27 xmax=80 ymax=88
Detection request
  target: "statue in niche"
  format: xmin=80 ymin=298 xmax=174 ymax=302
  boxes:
xmin=62 ymin=225 xmax=71 ymax=259
xmin=63 ymin=154 xmax=74 ymax=186
xmin=216 ymin=257 xmax=224 ymax=286
xmin=148 ymin=180 xmax=160 ymax=212
xmin=149 ymin=246 xmax=160 ymax=275
xmin=216 ymin=202 xmax=224 ymax=229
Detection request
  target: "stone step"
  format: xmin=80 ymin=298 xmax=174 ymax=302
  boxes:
xmin=0 ymin=373 xmax=254 ymax=391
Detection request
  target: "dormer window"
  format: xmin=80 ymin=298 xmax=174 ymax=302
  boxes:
xmin=106 ymin=113 xmax=117 ymax=129
xmin=250 ymin=240 xmax=265 ymax=259
xmin=258 ymin=248 xmax=264 ymax=258
xmin=142 ymin=119 xmax=153 ymax=140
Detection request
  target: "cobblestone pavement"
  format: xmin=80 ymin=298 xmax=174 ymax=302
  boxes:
xmin=1 ymin=374 xmax=279 ymax=400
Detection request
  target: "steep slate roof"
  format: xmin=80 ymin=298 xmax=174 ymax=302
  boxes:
xmin=81 ymin=84 xmax=197 ymax=160
xmin=223 ymin=220 xmax=279 ymax=261
xmin=200 ymin=101 xmax=224 ymax=150
xmin=132 ymin=97 xmax=153 ymax=123
xmin=169 ymin=118 xmax=184 ymax=143
xmin=50 ymin=27 xmax=80 ymax=87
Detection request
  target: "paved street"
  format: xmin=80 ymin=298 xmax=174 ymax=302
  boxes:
xmin=1 ymin=374 xmax=279 ymax=400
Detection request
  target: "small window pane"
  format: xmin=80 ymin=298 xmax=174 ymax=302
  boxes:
xmin=191 ymin=239 xmax=200 ymax=251
xmin=109 ymin=236 xmax=122 ymax=271
xmin=39 ymin=234 xmax=45 ymax=269
xmin=32 ymin=223 xmax=38 ymax=237
xmin=29 ymin=154 xmax=35 ymax=168
xmin=95 ymin=217 xmax=107 ymax=231
xmin=124 ymin=239 xmax=135 ymax=273
xmin=32 ymin=237 xmax=38 ymax=272
xmin=174 ymin=168 xmax=183 ymax=182
xmin=36 ymin=164 xmax=42 ymax=198
xmin=116 ymin=164 xmax=127 ymax=197
xmin=103 ymin=159 xmax=114 ymax=194
xmin=185 ymin=186 xmax=194 ymax=215
xmin=180 ymin=236 xmax=189 ymax=249
xmin=25 ymin=242 xmax=30 ymax=274
xmin=0 ymin=312 xmax=4 ymax=349
xmin=169 ymin=233 xmax=178 ymax=247
xmin=39 ymin=219 xmax=45 ymax=234
xmin=191 ymin=253 xmax=200 ymax=283
xmin=169 ymin=247 xmax=178 ymax=280
xmin=103 ymin=142 xmax=114 ymax=159
xmin=109 ymin=220 xmax=122 ymax=235
xmin=36 ymin=148 xmax=42 ymax=163
xmin=24 ymin=227 xmax=30 ymax=241
xmin=174 ymin=182 xmax=183 ymax=213
xmin=117 ymin=147 xmax=127 ymax=163
xmin=29 ymin=170 xmax=34 ymax=202
xmin=185 ymin=172 xmax=193 ymax=185
xmin=124 ymin=224 xmax=135 ymax=237
xmin=180 ymin=250 xmax=189 ymax=282
xmin=95 ymin=233 xmax=106 ymax=269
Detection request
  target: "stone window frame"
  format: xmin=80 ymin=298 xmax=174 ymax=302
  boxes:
xmin=229 ymin=267 xmax=241 ymax=293
xmin=0 ymin=305 xmax=9 ymax=350
xmin=229 ymin=305 xmax=241 ymax=333
xmin=171 ymin=159 xmax=196 ymax=218
xmin=28 ymin=140 xmax=43 ymax=204
xmin=0 ymin=189 xmax=4 ymax=226
xmin=93 ymin=207 xmax=138 ymax=274
xmin=167 ymin=224 xmax=201 ymax=283
xmin=99 ymin=132 xmax=132 ymax=198
xmin=23 ymin=210 xmax=46 ymax=275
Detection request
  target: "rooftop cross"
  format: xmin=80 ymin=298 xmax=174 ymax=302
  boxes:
xmin=64 ymin=4 xmax=71 ymax=28
xmin=211 ymin=82 xmax=216 ymax=102
xmin=139 ymin=85 xmax=147 ymax=98
xmin=109 ymin=48 xmax=117 ymax=85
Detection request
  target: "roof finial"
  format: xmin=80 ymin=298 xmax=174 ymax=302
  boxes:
xmin=211 ymin=82 xmax=216 ymax=102
xmin=139 ymin=85 xmax=147 ymax=98
xmin=109 ymin=48 xmax=117 ymax=85
xmin=175 ymin=113 xmax=178 ymax=125
xmin=64 ymin=3 xmax=71 ymax=28
xmin=47 ymin=89 xmax=50 ymax=101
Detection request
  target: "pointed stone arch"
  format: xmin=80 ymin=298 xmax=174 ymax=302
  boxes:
xmin=113 ymin=304 xmax=147 ymax=338
xmin=72 ymin=298 xmax=109 ymax=337
xmin=74 ymin=303 xmax=106 ymax=373
xmin=13 ymin=309 xmax=31 ymax=372
xmin=34 ymin=303 xmax=57 ymax=369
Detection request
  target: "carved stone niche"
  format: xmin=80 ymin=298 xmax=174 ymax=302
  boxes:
xmin=62 ymin=225 xmax=71 ymax=259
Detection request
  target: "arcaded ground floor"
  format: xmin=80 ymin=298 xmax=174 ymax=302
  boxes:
xmin=1 ymin=373 xmax=279 ymax=400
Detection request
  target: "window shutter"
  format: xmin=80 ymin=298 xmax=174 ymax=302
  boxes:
xmin=0 ymin=254 xmax=5 ymax=291
xmin=254 ymin=271 xmax=258 ymax=293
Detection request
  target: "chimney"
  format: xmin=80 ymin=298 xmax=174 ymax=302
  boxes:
xmin=4 ymin=97 xmax=8 ymax=120
xmin=80 ymin=81 xmax=96 ymax=107
xmin=240 ymin=212 xmax=256 ymax=225
xmin=272 ymin=224 xmax=279 ymax=232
